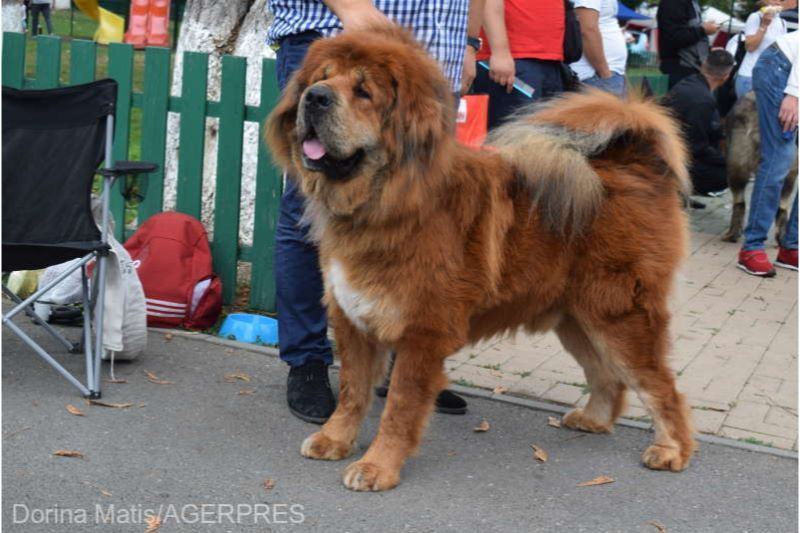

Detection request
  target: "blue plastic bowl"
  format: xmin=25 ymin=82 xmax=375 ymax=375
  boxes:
xmin=218 ymin=313 xmax=278 ymax=345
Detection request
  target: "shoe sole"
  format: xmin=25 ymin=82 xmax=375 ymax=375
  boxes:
xmin=737 ymin=262 xmax=776 ymax=277
xmin=775 ymin=260 xmax=798 ymax=271
xmin=288 ymin=405 xmax=332 ymax=425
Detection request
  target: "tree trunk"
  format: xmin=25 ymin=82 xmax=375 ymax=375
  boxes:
xmin=3 ymin=0 xmax=25 ymax=32
xmin=163 ymin=0 xmax=274 ymax=247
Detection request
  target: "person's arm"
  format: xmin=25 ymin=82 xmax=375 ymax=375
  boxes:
xmin=744 ymin=12 xmax=774 ymax=53
xmin=323 ymin=0 xmax=390 ymax=31
xmin=461 ymin=0 xmax=486 ymax=94
xmin=482 ymin=0 xmax=515 ymax=93
xmin=657 ymin=1 xmax=718 ymax=49
xmin=575 ymin=6 xmax=611 ymax=78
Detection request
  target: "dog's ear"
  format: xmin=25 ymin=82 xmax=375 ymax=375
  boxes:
xmin=265 ymin=75 xmax=302 ymax=172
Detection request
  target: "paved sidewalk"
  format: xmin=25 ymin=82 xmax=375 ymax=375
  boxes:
xmin=448 ymin=195 xmax=799 ymax=451
xmin=2 ymin=327 xmax=797 ymax=531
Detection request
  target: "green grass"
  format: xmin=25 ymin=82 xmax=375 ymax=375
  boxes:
xmin=453 ymin=378 xmax=476 ymax=388
xmin=739 ymin=437 xmax=774 ymax=447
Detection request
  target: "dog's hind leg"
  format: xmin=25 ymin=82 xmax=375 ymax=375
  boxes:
xmin=301 ymin=304 xmax=388 ymax=462
xmin=342 ymin=331 xmax=460 ymax=491
xmin=555 ymin=315 xmax=626 ymax=433
xmin=587 ymin=307 xmax=696 ymax=472
xmin=721 ymin=184 xmax=747 ymax=242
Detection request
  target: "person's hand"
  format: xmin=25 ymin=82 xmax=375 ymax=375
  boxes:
xmin=779 ymin=94 xmax=798 ymax=133
xmin=338 ymin=5 xmax=390 ymax=32
xmin=489 ymin=50 xmax=515 ymax=93
xmin=702 ymin=21 xmax=720 ymax=34
xmin=461 ymin=46 xmax=477 ymax=94
xmin=598 ymin=69 xmax=613 ymax=79
xmin=761 ymin=9 xmax=776 ymax=25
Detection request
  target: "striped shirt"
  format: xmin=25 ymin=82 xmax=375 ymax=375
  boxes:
xmin=267 ymin=0 xmax=470 ymax=91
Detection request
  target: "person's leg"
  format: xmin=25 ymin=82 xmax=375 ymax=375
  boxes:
xmin=776 ymin=192 xmax=799 ymax=270
xmin=582 ymin=72 xmax=626 ymax=97
xmin=273 ymin=32 xmax=336 ymax=423
xmin=735 ymin=75 xmax=752 ymax=98
xmin=473 ymin=58 xmax=547 ymax=130
xmin=740 ymin=47 xmax=796 ymax=276
xmin=42 ymin=4 xmax=53 ymax=34
xmin=690 ymin=159 xmax=728 ymax=195
xmin=742 ymin=50 xmax=796 ymax=253
xmin=30 ymin=4 xmax=41 ymax=36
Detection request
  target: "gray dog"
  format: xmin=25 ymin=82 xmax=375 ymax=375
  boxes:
xmin=722 ymin=92 xmax=798 ymax=243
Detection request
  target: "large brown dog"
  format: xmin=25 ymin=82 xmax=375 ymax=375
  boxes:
xmin=266 ymin=26 xmax=695 ymax=491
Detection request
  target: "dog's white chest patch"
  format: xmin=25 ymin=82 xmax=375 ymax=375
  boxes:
xmin=327 ymin=259 xmax=375 ymax=331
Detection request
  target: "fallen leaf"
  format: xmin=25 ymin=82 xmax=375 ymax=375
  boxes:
xmin=238 ymin=388 xmax=256 ymax=396
xmin=530 ymin=444 xmax=548 ymax=463
xmin=547 ymin=416 xmax=562 ymax=428
xmin=489 ymin=370 xmax=504 ymax=378
xmin=224 ymin=372 xmax=251 ymax=383
xmin=138 ymin=403 xmax=147 ymax=408
xmin=100 ymin=489 xmax=112 ymax=497
xmin=144 ymin=515 xmax=161 ymax=532
xmin=224 ymin=348 xmax=235 ymax=354
xmin=492 ymin=386 xmax=508 ymax=395
xmin=89 ymin=400 xmax=134 ymax=409
xmin=105 ymin=379 xmax=128 ymax=384
xmin=577 ymin=475 xmax=615 ymax=487
xmin=164 ymin=332 xmax=173 ymax=342
xmin=447 ymin=450 xmax=458 ymax=456
xmin=66 ymin=404 xmax=85 ymax=417
xmin=263 ymin=479 xmax=275 ymax=490
xmin=144 ymin=370 xmax=174 ymax=385
xmin=648 ymin=520 xmax=667 ymax=532
xmin=53 ymin=450 xmax=84 ymax=458
xmin=473 ymin=420 xmax=490 ymax=432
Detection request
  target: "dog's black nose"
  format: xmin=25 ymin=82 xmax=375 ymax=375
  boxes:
xmin=306 ymin=85 xmax=334 ymax=109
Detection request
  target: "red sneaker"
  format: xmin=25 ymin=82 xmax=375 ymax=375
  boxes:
xmin=776 ymin=247 xmax=798 ymax=271
xmin=738 ymin=249 xmax=776 ymax=277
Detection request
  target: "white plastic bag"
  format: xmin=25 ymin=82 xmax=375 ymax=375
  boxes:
xmin=38 ymin=258 xmax=84 ymax=305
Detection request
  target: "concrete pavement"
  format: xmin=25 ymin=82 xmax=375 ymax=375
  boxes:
xmin=449 ymin=194 xmax=799 ymax=451
xmin=2 ymin=316 xmax=798 ymax=532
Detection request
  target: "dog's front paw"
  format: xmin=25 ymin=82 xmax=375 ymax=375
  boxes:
xmin=641 ymin=444 xmax=691 ymax=472
xmin=342 ymin=460 xmax=400 ymax=492
xmin=562 ymin=408 xmax=613 ymax=433
xmin=301 ymin=431 xmax=355 ymax=461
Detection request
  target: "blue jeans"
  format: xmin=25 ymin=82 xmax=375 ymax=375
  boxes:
xmin=583 ymin=72 xmax=626 ymax=97
xmin=274 ymin=31 xmax=334 ymax=367
xmin=742 ymin=45 xmax=799 ymax=251
xmin=473 ymin=58 xmax=563 ymax=130
xmin=735 ymin=75 xmax=753 ymax=99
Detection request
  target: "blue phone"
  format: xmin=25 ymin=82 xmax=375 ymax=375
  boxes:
xmin=477 ymin=61 xmax=535 ymax=98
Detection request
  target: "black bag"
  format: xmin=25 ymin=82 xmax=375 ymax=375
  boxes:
xmin=560 ymin=64 xmax=583 ymax=92
xmin=563 ymin=0 xmax=583 ymax=63
xmin=716 ymin=35 xmax=747 ymax=117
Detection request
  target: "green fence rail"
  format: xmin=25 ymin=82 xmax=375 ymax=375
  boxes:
xmin=2 ymin=32 xmax=281 ymax=312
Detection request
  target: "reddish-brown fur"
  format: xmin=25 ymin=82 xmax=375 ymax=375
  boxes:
xmin=266 ymin=25 xmax=696 ymax=491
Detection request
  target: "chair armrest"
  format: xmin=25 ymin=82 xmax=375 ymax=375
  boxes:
xmin=98 ymin=161 xmax=158 ymax=177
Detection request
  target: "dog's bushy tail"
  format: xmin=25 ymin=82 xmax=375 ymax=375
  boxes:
xmin=487 ymin=89 xmax=689 ymax=236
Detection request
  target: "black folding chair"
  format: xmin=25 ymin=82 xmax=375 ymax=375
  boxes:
xmin=2 ymin=79 xmax=156 ymax=398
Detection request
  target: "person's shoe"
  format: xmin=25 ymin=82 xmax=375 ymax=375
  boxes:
xmin=375 ymin=382 xmax=467 ymax=415
xmin=689 ymin=198 xmax=706 ymax=209
xmin=775 ymin=247 xmax=798 ymax=271
xmin=737 ymin=249 xmax=776 ymax=277
xmin=286 ymin=360 xmax=335 ymax=424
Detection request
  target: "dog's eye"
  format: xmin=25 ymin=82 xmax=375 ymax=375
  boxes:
xmin=355 ymin=85 xmax=371 ymax=100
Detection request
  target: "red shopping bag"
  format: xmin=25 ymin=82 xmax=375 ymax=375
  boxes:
xmin=455 ymin=94 xmax=489 ymax=148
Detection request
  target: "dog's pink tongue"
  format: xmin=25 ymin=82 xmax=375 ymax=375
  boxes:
xmin=302 ymin=138 xmax=327 ymax=160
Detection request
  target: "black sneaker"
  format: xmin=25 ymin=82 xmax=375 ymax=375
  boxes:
xmin=287 ymin=360 xmax=336 ymax=424
xmin=375 ymin=369 xmax=467 ymax=415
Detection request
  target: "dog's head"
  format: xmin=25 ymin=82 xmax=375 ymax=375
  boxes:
xmin=265 ymin=25 xmax=455 ymax=220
